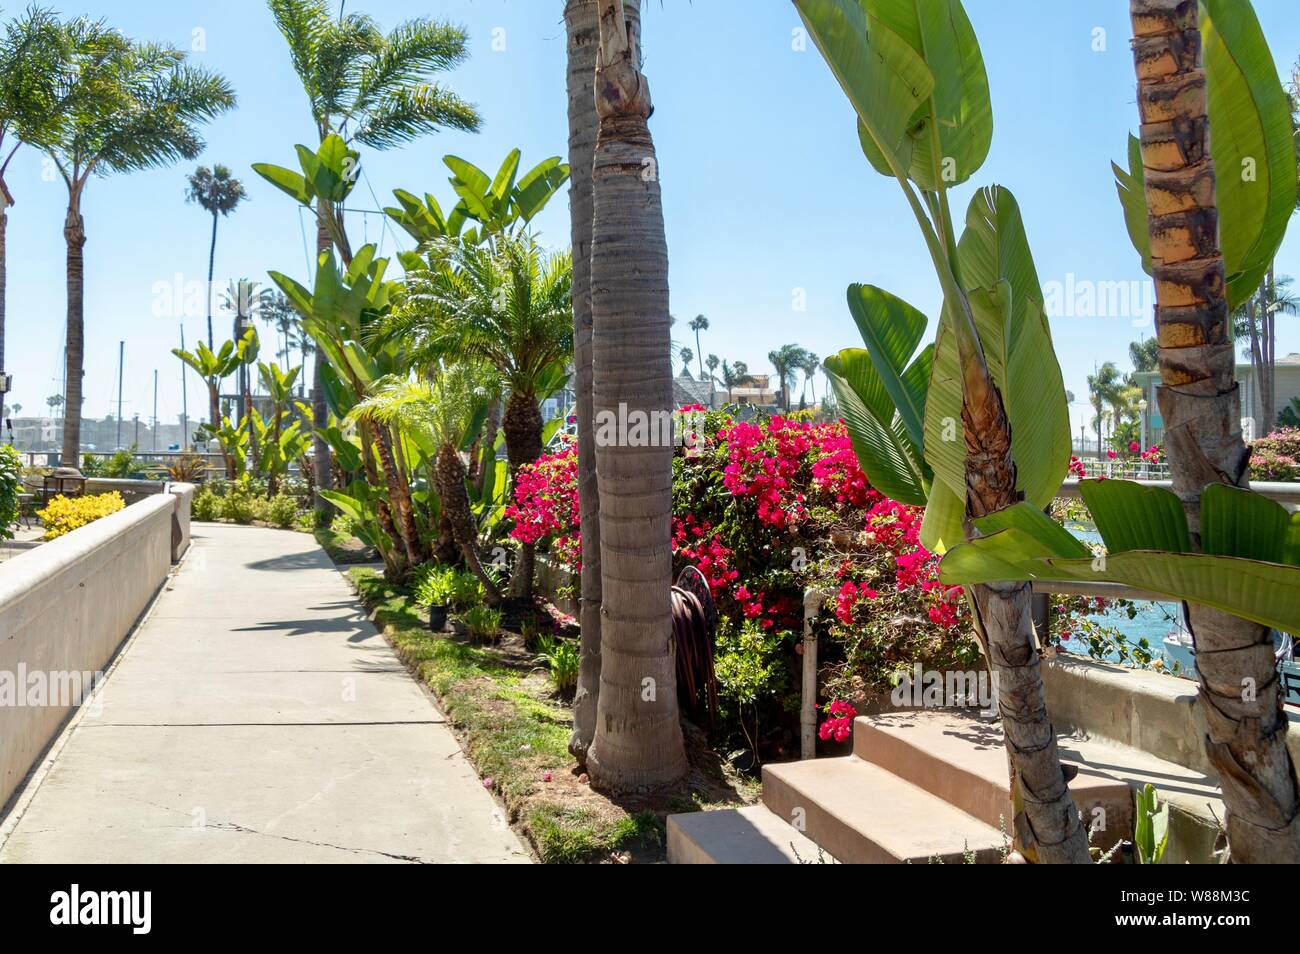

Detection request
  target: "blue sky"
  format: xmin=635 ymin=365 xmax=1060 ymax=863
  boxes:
xmin=4 ymin=0 xmax=1300 ymax=443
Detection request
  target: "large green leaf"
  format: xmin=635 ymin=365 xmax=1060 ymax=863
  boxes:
xmin=845 ymin=284 xmax=929 ymax=448
xmin=826 ymin=350 xmax=929 ymax=506
xmin=924 ymin=187 xmax=1070 ymax=510
xmin=919 ymin=479 xmax=966 ymax=554
xmin=941 ymin=534 xmax=1300 ymax=636
xmin=794 ymin=0 xmax=935 ymax=177
xmin=1111 ymin=134 xmax=1152 ymax=275
xmin=251 ymin=162 xmax=310 ymax=205
xmin=972 ymin=501 xmax=1092 ymax=559
xmin=862 ymin=0 xmax=992 ymax=188
xmin=1112 ymin=0 xmax=1297 ymax=310
xmin=1200 ymin=482 xmax=1300 ymax=564
xmin=1079 ymin=479 xmax=1192 ymax=554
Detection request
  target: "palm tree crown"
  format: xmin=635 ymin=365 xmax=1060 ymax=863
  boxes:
xmin=268 ymin=0 xmax=481 ymax=146
xmin=186 ymin=164 xmax=245 ymax=216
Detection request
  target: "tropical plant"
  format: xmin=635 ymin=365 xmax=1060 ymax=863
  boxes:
xmin=678 ymin=346 xmax=694 ymax=373
xmin=799 ymin=350 xmax=821 ymax=405
xmin=30 ymin=20 xmax=234 ymax=468
xmin=265 ymin=0 xmax=481 ymax=513
xmin=172 ymin=330 xmax=256 ymax=477
xmin=717 ymin=359 xmax=755 ymax=404
xmin=1086 ymin=362 xmax=1121 ymax=457
xmin=1133 ymin=784 xmax=1170 ymax=865
xmin=1113 ymin=0 xmax=1299 ymax=863
xmin=537 ymin=633 xmax=580 ymax=697
xmin=384 ymin=233 xmax=573 ymax=597
xmin=0 ymin=443 xmax=21 ymax=540
xmin=346 ymin=365 xmax=502 ymax=603
xmin=0 ymin=8 xmax=70 ymax=408
xmin=461 ymin=604 xmax=502 ymax=643
xmin=386 ymin=148 xmax=569 ymax=250
xmin=1129 ymin=337 xmax=1158 ymax=373
xmin=582 ymin=0 xmax=688 ymax=791
xmin=256 ymin=362 xmax=301 ymax=495
xmin=413 ymin=562 xmax=457 ymax=608
xmin=563 ymin=0 xmax=605 ymax=766
xmin=768 ymin=344 xmax=807 ymax=412
xmin=689 ymin=314 xmax=709 ymax=379
xmin=798 ymin=0 xmax=1087 ymax=861
xmin=185 ymin=164 xmax=247 ymax=349
xmin=1234 ymin=272 xmax=1297 ymax=434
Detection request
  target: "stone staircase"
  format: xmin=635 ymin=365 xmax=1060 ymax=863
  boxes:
xmin=668 ymin=710 xmax=1137 ymax=864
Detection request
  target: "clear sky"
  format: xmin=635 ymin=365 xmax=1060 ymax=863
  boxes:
xmin=4 ymin=0 xmax=1300 ymax=444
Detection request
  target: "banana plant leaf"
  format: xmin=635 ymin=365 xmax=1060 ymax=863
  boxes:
xmin=939 ymin=482 xmax=1300 ymax=634
xmin=1112 ymin=0 xmax=1297 ymax=309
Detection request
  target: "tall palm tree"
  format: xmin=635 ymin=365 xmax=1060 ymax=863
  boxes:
xmin=768 ymin=343 xmax=805 ymax=412
xmin=1130 ymin=0 xmax=1300 ymax=862
xmin=1086 ymin=361 xmax=1120 ymax=456
xmin=386 ymin=234 xmax=573 ymax=595
xmin=33 ymin=23 xmax=234 ymax=468
xmin=584 ymin=0 xmax=687 ymax=791
xmin=1234 ymin=272 xmax=1297 ymax=434
xmin=688 ymin=313 xmax=709 ymax=379
xmin=678 ymin=346 xmax=694 ymax=376
xmin=185 ymin=164 xmax=247 ymax=351
xmin=799 ymin=350 xmax=821 ymax=405
xmin=704 ymin=353 xmax=719 ymax=404
xmin=1128 ymin=336 xmax=1158 ymax=373
xmin=564 ymin=0 xmax=613 ymax=764
xmin=718 ymin=359 xmax=754 ymax=404
xmin=267 ymin=0 xmax=481 ymax=515
xmin=0 ymin=8 xmax=69 ymax=418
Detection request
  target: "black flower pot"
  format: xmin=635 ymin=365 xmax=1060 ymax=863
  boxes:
xmin=428 ymin=605 xmax=449 ymax=632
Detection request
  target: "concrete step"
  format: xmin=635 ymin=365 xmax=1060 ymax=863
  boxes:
xmin=666 ymin=804 xmax=834 ymax=864
xmin=761 ymin=756 xmax=1006 ymax=863
xmin=852 ymin=711 xmax=1133 ymax=851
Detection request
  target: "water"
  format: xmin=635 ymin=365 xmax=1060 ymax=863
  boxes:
xmin=1060 ymin=522 xmax=1196 ymax=678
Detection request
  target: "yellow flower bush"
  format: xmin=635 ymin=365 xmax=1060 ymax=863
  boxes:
xmin=37 ymin=492 xmax=126 ymax=540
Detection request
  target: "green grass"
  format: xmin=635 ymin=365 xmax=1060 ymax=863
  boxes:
xmin=348 ymin=567 xmax=668 ymax=863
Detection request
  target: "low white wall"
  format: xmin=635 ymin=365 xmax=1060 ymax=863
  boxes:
xmin=0 ymin=494 xmax=175 ymax=811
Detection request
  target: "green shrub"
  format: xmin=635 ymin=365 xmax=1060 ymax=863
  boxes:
xmin=413 ymin=563 xmax=457 ymax=607
xmin=536 ymin=634 xmax=580 ymax=695
xmin=329 ymin=513 xmax=356 ymax=537
xmin=0 ymin=445 xmax=22 ymax=541
xmin=259 ymin=494 xmax=301 ymax=529
xmin=191 ymin=486 xmax=222 ymax=521
xmin=461 ymin=605 xmax=502 ymax=643
xmin=450 ymin=570 xmax=485 ymax=610
xmin=220 ymin=483 xmax=259 ymax=523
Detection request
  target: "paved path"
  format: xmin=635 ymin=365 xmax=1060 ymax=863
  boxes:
xmin=0 ymin=523 xmax=528 ymax=864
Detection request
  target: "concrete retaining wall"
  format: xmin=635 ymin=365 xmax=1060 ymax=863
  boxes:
xmin=0 ymin=491 xmax=187 ymax=811
xmin=1042 ymin=654 xmax=1300 ymax=773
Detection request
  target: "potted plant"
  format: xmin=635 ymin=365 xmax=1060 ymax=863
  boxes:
xmin=414 ymin=565 xmax=456 ymax=632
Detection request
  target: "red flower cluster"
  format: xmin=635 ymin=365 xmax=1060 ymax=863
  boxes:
xmin=819 ymin=699 xmax=857 ymax=743
xmin=864 ymin=497 xmax=922 ymax=549
xmin=672 ymin=514 xmax=738 ymax=595
xmin=506 ymin=443 xmax=581 ymax=569
xmin=1068 ymin=455 xmax=1086 ymax=478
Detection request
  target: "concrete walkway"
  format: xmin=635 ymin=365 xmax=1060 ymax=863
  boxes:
xmin=0 ymin=523 xmax=528 ymax=864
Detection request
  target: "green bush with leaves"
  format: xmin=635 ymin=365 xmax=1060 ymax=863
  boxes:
xmin=0 ymin=445 xmax=22 ymax=540
xmin=536 ymin=633 xmax=580 ymax=696
xmin=258 ymin=494 xmax=301 ymax=529
xmin=461 ymin=605 xmax=502 ymax=643
xmin=412 ymin=563 xmax=458 ymax=608
xmin=191 ymin=486 xmax=222 ymax=521
xmin=220 ymin=481 xmax=260 ymax=524
xmin=450 ymin=570 xmax=486 ymax=611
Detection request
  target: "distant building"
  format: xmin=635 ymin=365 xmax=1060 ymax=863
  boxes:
xmin=1133 ymin=353 xmax=1300 ymax=445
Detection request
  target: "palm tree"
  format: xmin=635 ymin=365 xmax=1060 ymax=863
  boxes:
xmin=185 ymin=164 xmax=246 ymax=350
xmin=1128 ymin=336 xmax=1158 ymax=373
xmin=689 ymin=314 xmax=709 ymax=379
xmin=348 ymin=368 xmax=503 ymax=603
xmin=1129 ymin=0 xmax=1300 ymax=862
xmin=799 ymin=350 xmax=821 ymax=405
xmin=717 ymin=359 xmax=754 ymax=404
xmin=386 ymin=234 xmax=573 ymax=595
xmin=564 ymin=0 xmax=611 ymax=764
xmin=32 ymin=22 xmax=234 ymax=469
xmin=1234 ymin=272 xmax=1297 ymax=433
xmin=267 ymin=0 xmax=481 ymax=515
xmin=768 ymin=344 xmax=805 ymax=412
xmin=0 ymin=8 xmax=69 ymax=417
xmin=582 ymin=0 xmax=687 ymax=791
xmin=221 ymin=279 xmax=271 ymax=469
xmin=678 ymin=346 xmax=694 ymax=376
xmin=704 ymin=353 xmax=719 ymax=404
xmin=1086 ymin=361 xmax=1120 ymax=456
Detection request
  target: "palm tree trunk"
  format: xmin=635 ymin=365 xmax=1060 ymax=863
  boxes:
xmin=368 ymin=419 xmax=422 ymax=569
xmin=1246 ymin=294 xmax=1264 ymax=432
xmin=471 ymin=397 xmax=500 ymax=496
xmin=961 ymin=354 xmax=1091 ymax=863
xmin=61 ymin=198 xmax=86 ymax=469
xmin=1130 ymin=0 xmax=1300 ymax=862
xmin=565 ymin=0 xmax=607 ymax=767
xmin=206 ymin=211 xmax=218 ymax=350
xmin=1263 ymin=266 xmax=1277 ymax=434
xmin=311 ymin=205 xmax=333 ymax=518
xmin=503 ymin=389 xmax=544 ymax=598
xmin=437 ymin=444 xmax=502 ymax=604
xmin=586 ymin=0 xmax=687 ymax=791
